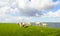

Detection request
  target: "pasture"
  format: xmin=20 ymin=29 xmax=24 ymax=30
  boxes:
xmin=0 ymin=23 xmax=60 ymax=36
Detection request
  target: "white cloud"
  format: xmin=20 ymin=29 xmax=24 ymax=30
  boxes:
xmin=0 ymin=0 xmax=9 ymax=7
xmin=42 ymin=9 xmax=60 ymax=17
xmin=0 ymin=6 xmax=10 ymax=16
xmin=0 ymin=0 xmax=60 ymax=22
xmin=16 ymin=0 xmax=60 ymax=16
xmin=17 ymin=0 xmax=60 ymax=10
xmin=0 ymin=0 xmax=60 ymax=16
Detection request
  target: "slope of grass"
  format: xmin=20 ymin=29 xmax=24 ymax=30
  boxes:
xmin=0 ymin=23 xmax=60 ymax=36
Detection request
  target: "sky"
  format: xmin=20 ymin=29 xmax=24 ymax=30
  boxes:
xmin=0 ymin=0 xmax=60 ymax=23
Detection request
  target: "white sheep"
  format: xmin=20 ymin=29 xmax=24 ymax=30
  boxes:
xmin=42 ymin=23 xmax=47 ymax=27
xmin=35 ymin=22 xmax=40 ymax=26
xmin=24 ymin=22 xmax=31 ymax=28
xmin=18 ymin=22 xmax=31 ymax=28
xmin=17 ymin=22 xmax=24 ymax=27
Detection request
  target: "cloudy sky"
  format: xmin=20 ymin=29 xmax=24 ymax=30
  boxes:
xmin=0 ymin=0 xmax=60 ymax=22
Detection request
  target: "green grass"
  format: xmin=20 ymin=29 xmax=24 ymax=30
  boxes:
xmin=0 ymin=23 xmax=60 ymax=36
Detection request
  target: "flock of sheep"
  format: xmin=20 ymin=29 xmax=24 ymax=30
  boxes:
xmin=17 ymin=22 xmax=47 ymax=28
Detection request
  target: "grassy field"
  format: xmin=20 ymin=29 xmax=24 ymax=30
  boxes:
xmin=0 ymin=23 xmax=60 ymax=36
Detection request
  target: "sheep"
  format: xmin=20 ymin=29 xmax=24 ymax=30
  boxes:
xmin=17 ymin=22 xmax=24 ymax=27
xmin=18 ymin=22 xmax=31 ymax=28
xmin=42 ymin=23 xmax=47 ymax=27
xmin=23 ymin=22 xmax=31 ymax=28
xmin=35 ymin=22 xmax=40 ymax=26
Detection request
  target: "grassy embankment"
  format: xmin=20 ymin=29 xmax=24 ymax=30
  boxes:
xmin=0 ymin=23 xmax=60 ymax=36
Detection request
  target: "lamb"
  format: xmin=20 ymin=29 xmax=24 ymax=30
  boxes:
xmin=35 ymin=22 xmax=40 ymax=26
xmin=42 ymin=23 xmax=47 ymax=27
xmin=18 ymin=22 xmax=31 ymax=28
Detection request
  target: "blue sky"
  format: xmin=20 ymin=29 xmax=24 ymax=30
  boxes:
xmin=0 ymin=0 xmax=60 ymax=22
